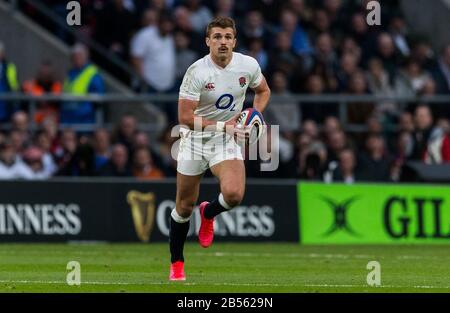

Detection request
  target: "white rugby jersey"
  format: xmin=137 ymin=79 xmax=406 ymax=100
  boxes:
xmin=179 ymin=52 xmax=263 ymax=138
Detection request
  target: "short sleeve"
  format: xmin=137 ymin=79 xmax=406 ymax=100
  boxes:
xmin=179 ymin=64 xmax=203 ymax=101
xmin=249 ymin=58 xmax=263 ymax=89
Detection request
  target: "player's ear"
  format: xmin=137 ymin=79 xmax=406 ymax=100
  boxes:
xmin=205 ymin=36 xmax=210 ymax=47
xmin=233 ymin=38 xmax=237 ymax=49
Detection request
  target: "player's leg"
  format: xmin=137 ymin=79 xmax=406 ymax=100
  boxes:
xmin=208 ymin=159 xmax=245 ymax=215
xmin=170 ymin=133 xmax=207 ymax=280
xmin=169 ymin=172 xmax=202 ymax=280
xmin=198 ymin=159 xmax=245 ymax=248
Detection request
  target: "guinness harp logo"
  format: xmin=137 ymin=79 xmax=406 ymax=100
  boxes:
xmin=127 ymin=191 xmax=156 ymax=242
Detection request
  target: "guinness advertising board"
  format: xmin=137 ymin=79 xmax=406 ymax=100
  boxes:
xmin=0 ymin=179 xmax=299 ymax=242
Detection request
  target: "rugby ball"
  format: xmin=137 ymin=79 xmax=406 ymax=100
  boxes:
xmin=236 ymin=108 xmax=265 ymax=144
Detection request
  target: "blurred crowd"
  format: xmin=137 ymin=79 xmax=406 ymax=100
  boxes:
xmin=0 ymin=111 xmax=174 ymax=180
xmin=0 ymin=103 xmax=448 ymax=182
xmin=1 ymin=0 xmax=450 ymax=181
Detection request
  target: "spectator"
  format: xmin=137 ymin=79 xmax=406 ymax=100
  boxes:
xmin=34 ymin=130 xmax=58 ymax=176
xmin=214 ymin=0 xmax=235 ymax=18
xmin=300 ymin=152 xmax=322 ymax=180
xmin=323 ymin=116 xmax=342 ymax=137
xmin=325 ymin=148 xmax=360 ymax=184
xmin=98 ymin=143 xmax=132 ymax=176
xmin=323 ymin=0 xmax=346 ymax=32
xmin=243 ymin=38 xmax=268 ymax=72
xmin=301 ymin=119 xmax=319 ymax=140
xmin=310 ymin=32 xmax=338 ymax=92
xmin=336 ymin=52 xmax=360 ymax=92
xmin=54 ymin=129 xmax=78 ymax=171
xmin=132 ymin=147 xmax=164 ymax=179
xmin=340 ymin=36 xmax=362 ymax=64
xmin=358 ymin=134 xmax=393 ymax=182
xmin=375 ymin=33 xmax=400 ymax=84
xmin=395 ymin=130 xmax=414 ymax=161
xmin=9 ymin=129 xmax=28 ymax=154
xmin=93 ymin=128 xmax=111 ymax=171
xmin=41 ymin=118 xmax=61 ymax=155
xmin=302 ymin=73 xmax=339 ymax=121
xmin=112 ymin=114 xmax=138 ymax=154
xmin=173 ymin=6 xmax=206 ymax=55
xmin=239 ymin=10 xmax=270 ymax=48
xmin=184 ymin=0 xmax=213 ymax=34
xmin=11 ymin=111 xmax=31 ymax=135
xmin=22 ymin=60 xmax=62 ymax=124
xmin=298 ymin=136 xmax=328 ymax=179
xmin=346 ymin=71 xmax=375 ymax=124
xmin=62 ymin=43 xmax=105 ymax=124
xmin=0 ymin=41 xmax=19 ymax=122
xmin=139 ymin=8 xmax=159 ymax=29
xmin=410 ymin=104 xmax=440 ymax=162
xmin=133 ymin=131 xmax=151 ymax=150
xmin=366 ymin=116 xmax=383 ymax=135
xmin=431 ymin=44 xmax=450 ymax=94
xmin=388 ymin=14 xmax=410 ymax=58
xmin=394 ymin=59 xmax=432 ymax=97
xmin=140 ymin=0 xmax=169 ymax=13
xmin=268 ymin=32 xmax=302 ymax=83
xmin=410 ymin=40 xmax=436 ymax=71
xmin=278 ymin=10 xmax=313 ymax=57
xmin=440 ymin=132 xmax=450 ymax=163
xmin=437 ymin=118 xmax=450 ymax=134
xmin=155 ymin=124 xmax=178 ymax=176
xmin=57 ymin=143 xmax=95 ymax=176
xmin=0 ymin=140 xmax=30 ymax=179
xmin=21 ymin=146 xmax=52 ymax=180
xmin=95 ymin=0 xmax=136 ymax=59
xmin=131 ymin=13 xmax=176 ymax=93
xmin=398 ymin=111 xmax=415 ymax=133
xmin=419 ymin=77 xmax=437 ymax=96
xmin=174 ymin=31 xmax=198 ymax=88
xmin=309 ymin=9 xmax=331 ymax=41
xmin=348 ymin=12 xmax=375 ymax=63
xmin=410 ymin=106 xmax=450 ymax=164
xmin=366 ymin=57 xmax=394 ymax=96
xmin=263 ymin=71 xmax=300 ymax=131
xmin=325 ymin=129 xmax=348 ymax=164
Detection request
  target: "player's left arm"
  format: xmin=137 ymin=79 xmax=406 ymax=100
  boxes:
xmin=251 ymin=75 xmax=271 ymax=113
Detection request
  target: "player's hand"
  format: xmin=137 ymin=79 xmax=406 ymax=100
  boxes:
xmin=224 ymin=114 xmax=249 ymax=141
xmin=234 ymin=124 xmax=250 ymax=142
xmin=224 ymin=114 xmax=239 ymax=135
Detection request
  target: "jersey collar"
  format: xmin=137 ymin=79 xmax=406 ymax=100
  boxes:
xmin=208 ymin=53 xmax=234 ymax=71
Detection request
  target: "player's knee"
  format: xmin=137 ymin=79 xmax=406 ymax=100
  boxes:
xmin=177 ymin=200 xmax=195 ymax=218
xmin=222 ymin=188 xmax=244 ymax=207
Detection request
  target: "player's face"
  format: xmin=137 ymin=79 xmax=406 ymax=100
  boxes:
xmin=206 ymin=27 xmax=236 ymax=59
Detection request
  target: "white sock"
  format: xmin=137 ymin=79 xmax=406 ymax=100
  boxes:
xmin=218 ymin=193 xmax=233 ymax=210
xmin=171 ymin=208 xmax=191 ymax=223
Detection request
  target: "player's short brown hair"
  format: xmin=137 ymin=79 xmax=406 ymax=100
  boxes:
xmin=205 ymin=17 xmax=237 ymax=38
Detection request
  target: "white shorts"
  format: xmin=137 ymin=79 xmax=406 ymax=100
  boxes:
xmin=177 ymin=131 xmax=244 ymax=176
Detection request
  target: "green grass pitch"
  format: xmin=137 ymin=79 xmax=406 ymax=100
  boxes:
xmin=0 ymin=243 xmax=450 ymax=292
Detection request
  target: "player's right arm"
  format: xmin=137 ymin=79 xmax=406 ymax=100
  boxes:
xmin=178 ymin=98 xmax=238 ymax=134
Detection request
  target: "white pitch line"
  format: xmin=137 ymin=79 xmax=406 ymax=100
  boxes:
xmin=0 ymin=251 xmax=446 ymax=261
xmin=189 ymin=252 xmax=443 ymax=260
xmin=0 ymin=280 xmax=449 ymax=290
